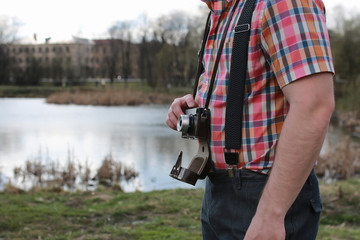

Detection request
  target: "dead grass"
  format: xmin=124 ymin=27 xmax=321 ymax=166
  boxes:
xmin=12 ymin=152 xmax=138 ymax=192
xmin=95 ymin=154 xmax=138 ymax=189
xmin=337 ymin=111 xmax=360 ymax=129
xmin=46 ymin=89 xmax=176 ymax=106
xmin=316 ymin=135 xmax=360 ymax=180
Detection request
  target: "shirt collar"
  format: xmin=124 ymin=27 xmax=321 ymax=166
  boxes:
xmin=201 ymin=0 xmax=233 ymax=15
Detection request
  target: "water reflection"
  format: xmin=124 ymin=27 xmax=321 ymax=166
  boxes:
xmin=1 ymin=98 xmax=357 ymax=192
xmin=0 ymin=98 xmax=201 ymax=191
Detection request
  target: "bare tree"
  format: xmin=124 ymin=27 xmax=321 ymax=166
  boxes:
xmin=0 ymin=16 xmax=20 ymax=44
xmin=107 ymin=21 xmax=134 ymax=85
xmin=0 ymin=16 xmax=20 ymax=84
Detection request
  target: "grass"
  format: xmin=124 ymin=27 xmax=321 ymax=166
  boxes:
xmin=1 ymin=178 xmax=360 ymax=239
xmin=0 ymin=83 xmax=192 ymax=103
xmin=0 ymin=188 xmax=203 ymax=240
xmin=45 ymin=89 xmax=178 ymax=106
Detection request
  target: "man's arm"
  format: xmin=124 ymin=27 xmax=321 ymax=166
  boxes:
xmin=244 ymin=72 xmax=335 ymax=240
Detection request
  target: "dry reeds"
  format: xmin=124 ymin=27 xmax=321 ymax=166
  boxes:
xmin=46 ymin=89 xmax=176 ymax=106
xmin=96 ymin=154 xmax=138 ymax=189
xmin=337 ymin=111 xmax=360 ymax=129
xmin=316 ymin=135 xmax=360 ymax=180
xmin=12 ymin=151 xmax=138 ymax=192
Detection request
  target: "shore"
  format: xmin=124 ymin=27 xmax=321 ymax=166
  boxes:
xmin=1 ymin=179 xmax=360 ymax=240
xmin=0 ymin=83 xmax=190 ymax=106
xmin=46 ymin=89 xmax=177 ymax=106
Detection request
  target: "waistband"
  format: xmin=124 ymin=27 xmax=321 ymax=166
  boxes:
xmin=207 ymin=168 xmax=268 ymax=183
xmin=208 ymin=168 xmax=316 ymax=184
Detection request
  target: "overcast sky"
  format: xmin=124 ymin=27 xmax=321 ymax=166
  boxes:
xmin=1 ymin=0 xmax=360 ymax=43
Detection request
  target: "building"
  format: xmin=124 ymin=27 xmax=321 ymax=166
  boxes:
xmin=4 ymin=37 xmax=139 ymax=83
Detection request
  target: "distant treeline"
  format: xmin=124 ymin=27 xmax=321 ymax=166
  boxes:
xmin=0 ymin=10 xmax=208 ymax=88
xmin=0 ymin=10 xmax=359 ymax=110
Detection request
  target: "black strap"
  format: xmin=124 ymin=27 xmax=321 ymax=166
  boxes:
xmin=190 ymin=0 xmax=242 ymax=111
xmin=224 ymin=0 xmax=257 ymax=165
xmin=192 ymin=12 xmax=212 ymax=99
xmin=204 ymin=0 xmax=241 ymax=110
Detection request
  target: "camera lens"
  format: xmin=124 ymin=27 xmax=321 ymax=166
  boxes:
xmin=177 ymin=115 xmax=190 ymax=133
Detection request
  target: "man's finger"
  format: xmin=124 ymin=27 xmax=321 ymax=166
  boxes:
xmin=184 ymin=94 xmax=197 ymax=108
xmin=171 ymin=99 xmax=185 ymax=117
xmin=166 ymin=111 xmax=178 ymax=130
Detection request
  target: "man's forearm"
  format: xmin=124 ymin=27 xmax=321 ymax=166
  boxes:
xmin=244 ymin=74 xmax=334 ymax=240
xmin=255 ymin=102 xmax=332 ymax=218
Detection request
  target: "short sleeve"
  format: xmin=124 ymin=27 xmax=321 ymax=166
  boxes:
xmin=260 ymin=0 xmax=335 ymax=88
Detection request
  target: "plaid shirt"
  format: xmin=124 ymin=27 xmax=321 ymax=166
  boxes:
xmin=198 ymin=0 xmax=334 ymax=173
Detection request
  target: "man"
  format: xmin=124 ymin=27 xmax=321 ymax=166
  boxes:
xmin=166 ymin=0 xmax=334 ymax=239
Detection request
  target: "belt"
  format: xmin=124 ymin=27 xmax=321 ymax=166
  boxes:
xmin=207 ymin=168 xmax=316 ymax=186
xmin=207 ymin=168 xmax=268 ymax=183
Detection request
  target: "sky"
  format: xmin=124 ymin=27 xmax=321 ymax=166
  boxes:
xmin=1 ymin=0 xmax=360 ymax=43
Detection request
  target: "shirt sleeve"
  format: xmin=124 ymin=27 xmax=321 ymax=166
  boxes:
xmin=260 ymin=0 xmax=335 ymax=88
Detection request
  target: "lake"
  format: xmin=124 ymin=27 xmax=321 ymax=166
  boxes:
xmin=0 ymin=98 xmax=200 ymax=192
xmin=0 ymin=98 xmax=355 ymax=192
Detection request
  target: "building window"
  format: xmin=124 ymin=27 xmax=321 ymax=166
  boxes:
xmin=19 ymin=48 xmax=23 ymax=53
xmin=45 ymin=57 xmax=49 ymax=62
xmin=18 ymin=58 xmax=23 ymax=63
xmin=45 ymin=47 xmax=49 ymax=53
xmin=39 ymin=47 xmax=42 ymax=53
xmin=66 ymin=46 xmax=70 ymax=52
xmin=53 ymin=47 xmax=56 ymax=52
xmin=25 ymin=47 xmax=29 ymax=53
xmin=12 ymin=48 xmax=16 ymax=53
xmin=32 ymin=48 xmax=35 ymax=53
xmin=58 ymin=47 xmax=62 ymax=53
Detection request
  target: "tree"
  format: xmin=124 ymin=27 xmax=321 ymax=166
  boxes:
xmin=330 ymin=8 xmax=360 ymax=85
xmin=144 ymin=11 xmax=208 ymax=88
xmin=108 ymin=21 xmax=134 ymax=85
xmin=0 ymin=16 xmax=19 ymax=44
xmin=25 ymin=58 xmax=42 ymax=85
xmin=0 ymin=45 xmax=11 ymax=84
xmin=0 ymin=16 xmax=20 ymax=84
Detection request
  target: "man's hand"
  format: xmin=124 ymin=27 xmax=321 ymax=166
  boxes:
xmin=244 ymin=211 xmax=285 ymax=240
xmin=166 ymin=94 xmax=198 ymax=130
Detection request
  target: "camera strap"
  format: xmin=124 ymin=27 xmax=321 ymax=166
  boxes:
xmin=224 ymin=0 xmax=257 ymax=165
xmin=192 ymin=0 xmax=241 ymax=109
xmin=204 ymin=0 xmax=241 ymax=110
xmin=191 ymin=0 xmax=257 ymax=166
xmin=192 ymin=12 xmax=211 ymax=99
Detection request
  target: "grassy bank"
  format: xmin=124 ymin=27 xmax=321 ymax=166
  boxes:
xmin=0 ymin=83 xmax=192 ymax=105
xmin=1 ymin=178 xmax=360 ymax=240
xmin=46 ymin=89 xmax=177 ymax=106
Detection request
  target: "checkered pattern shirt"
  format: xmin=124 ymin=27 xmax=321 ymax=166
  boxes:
xmin=197 ymin=0 xmax=334 ymax=173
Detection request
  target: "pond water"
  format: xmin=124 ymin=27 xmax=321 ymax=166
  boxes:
xmin=0 ymin=98 xmax=200 ymax=192
xmin=0 ymin=98 xmax=356 ymax=192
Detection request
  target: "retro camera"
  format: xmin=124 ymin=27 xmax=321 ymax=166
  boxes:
xmin=177 ymin=108 xmax=210 ymax=140
xmin=169 ymin=108 xmax=213 ymax=185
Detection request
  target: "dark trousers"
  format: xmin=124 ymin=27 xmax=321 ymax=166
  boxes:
xmin=201 ymin=169 xmax=322 ymax=240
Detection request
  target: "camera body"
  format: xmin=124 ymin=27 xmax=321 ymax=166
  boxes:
xmin=170 ymin=107 xmax=213 ymax=186
xmin=177 ymin=108 xmax=210 ymax=140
